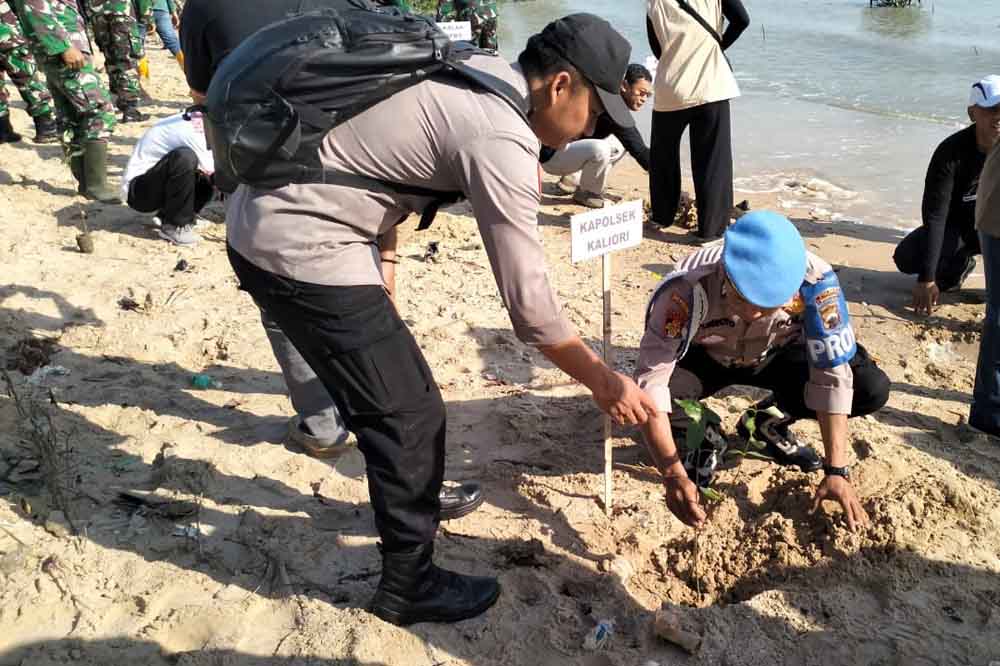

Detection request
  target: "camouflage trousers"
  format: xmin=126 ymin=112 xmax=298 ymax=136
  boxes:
xmin=0 ymin=43 xmax=53 ymax=117
xmin=90 ymin=12 xmax=143 ymax=110
xmin=436 ymin=0 xmax=498 ymax=51
xmin=39 ymin=57 xmax=116 ymax=156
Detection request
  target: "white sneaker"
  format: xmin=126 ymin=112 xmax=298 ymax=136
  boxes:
xmin=557 ymin=175 xmax=578 ymax=195
xmin=157 ymin=225 xmax=202 ymax=246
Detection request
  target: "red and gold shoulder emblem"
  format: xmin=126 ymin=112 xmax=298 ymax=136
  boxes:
xmin=663 ymin=293 xmax=690 ymax=338
xmin=783 ymin=292 xmax=805 ymax=316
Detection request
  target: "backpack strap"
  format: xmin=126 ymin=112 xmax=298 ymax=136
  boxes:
xmin=302 ymin=53 xmax=527 ymax=231
xmin=296 ymin=167 xmax=463 ymax=231
xmin=446 ymin=58 xmax=531 ymax=122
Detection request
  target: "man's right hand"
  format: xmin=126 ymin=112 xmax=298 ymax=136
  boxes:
xmin=912 ymin=280 xmax=939 ymax=315
xmin=593 ymin=370 xmax=657 ymax=426
xmin=664 ymin=475 xmax=706 ymax=528
xmin=61 ymin=47 xmax=85 ymax=70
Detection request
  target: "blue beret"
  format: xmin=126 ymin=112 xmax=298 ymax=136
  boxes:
xmin=722 ymin=211 xmax=807 ymax=308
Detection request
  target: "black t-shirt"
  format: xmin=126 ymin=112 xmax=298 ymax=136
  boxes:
xmin=919 ymin=124 xmax=987 ymax=281
xmin=180 ymin=0 xmax=316 ymax=93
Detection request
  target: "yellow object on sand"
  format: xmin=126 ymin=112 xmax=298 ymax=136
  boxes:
xmin=176 ymin=51 xmax=185 ymax=72
xmin=138 ymin=57 xmax=150 ymax=79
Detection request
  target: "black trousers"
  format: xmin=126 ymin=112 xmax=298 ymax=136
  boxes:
xmin=228 ymin=246 xmax=445 ymax=552
xmin=127 ymin=147 xmax=214 ymax=228
xmin=893 ymin=225 xmax=981 ymax=290
xmin=650 ymin=99 xmax=734 ymax=239
xmin=678 ymin=343 xmax=890 ymax=419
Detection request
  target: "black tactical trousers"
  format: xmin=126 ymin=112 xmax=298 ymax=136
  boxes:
xmin=678 ymin=343 xmax=890 ymax=419
xmin=228 ymin=245 xmax=445 ymax=551
xmin=893 ymin=224 xmax=981 ymax=290
xmin=127 ymin=147 xmax=214 ymax=228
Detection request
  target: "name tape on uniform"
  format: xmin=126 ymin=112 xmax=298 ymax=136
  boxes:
xmin=437 ymin=21 xmax=473 ymax=41
xmin=571 ymin=199 xmax=644 ymax=263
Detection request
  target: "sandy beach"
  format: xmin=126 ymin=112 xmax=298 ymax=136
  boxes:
xmin=1 ymin=46 xmax=998 ymax=666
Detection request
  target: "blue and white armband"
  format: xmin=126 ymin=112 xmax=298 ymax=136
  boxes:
xmin=801 ymin=271 xmax=856 ymax=368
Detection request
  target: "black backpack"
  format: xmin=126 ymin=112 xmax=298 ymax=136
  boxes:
xmin=203 ymin=0 xmax=529 ymax=228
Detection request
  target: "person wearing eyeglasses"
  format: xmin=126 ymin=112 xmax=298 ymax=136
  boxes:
xmin=634 ymin=211 xmax=890 ymax=532
xmin=540 ymin=63 xmax=653 ymax=209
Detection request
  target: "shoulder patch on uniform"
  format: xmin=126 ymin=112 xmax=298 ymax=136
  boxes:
xmin=782 ymin=292 xmax=805 ymax=316
xmin=801 ymin=271 xmax=855 ymax=368
xmin=663 ymin=293 xmax=690 ymax=338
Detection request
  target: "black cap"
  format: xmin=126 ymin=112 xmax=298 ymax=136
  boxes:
xmin=537 ymin=13 xmax=634 ymax=128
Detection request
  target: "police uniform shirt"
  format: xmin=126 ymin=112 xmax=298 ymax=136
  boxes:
xmin=226 ymin=54 xmax=575 ymax=348
xmin=636 ymin=243 xmax=856 ymax=415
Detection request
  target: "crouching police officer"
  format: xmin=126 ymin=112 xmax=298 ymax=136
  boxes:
xmin=636 ymin=211 xmax=890 ymax=531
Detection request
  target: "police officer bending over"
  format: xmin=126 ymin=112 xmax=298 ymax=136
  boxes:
xmin=636 ymin=211 xmax=890 ymax=531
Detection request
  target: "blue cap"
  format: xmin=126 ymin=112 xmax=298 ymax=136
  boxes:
xmin=722 ymin=211 xmax=807 ymax=308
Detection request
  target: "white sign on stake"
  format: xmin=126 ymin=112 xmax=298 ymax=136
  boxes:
xmin=437 ymin=21 xmax=473 ymax=42
xmin=569 ymin=198 xmax=645 ymax=516
xmin=571 ymin=199 xmax=644 ymax=264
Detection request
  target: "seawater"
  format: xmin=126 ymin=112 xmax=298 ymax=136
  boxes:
xmin=496 ymin=0 xmax=1000 ymax=228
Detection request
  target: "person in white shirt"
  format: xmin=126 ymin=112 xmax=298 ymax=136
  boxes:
xmin=646 ymin=0 xmax=749 ymax=239
xmin=120 ymin=110 xmax=215 ymax=245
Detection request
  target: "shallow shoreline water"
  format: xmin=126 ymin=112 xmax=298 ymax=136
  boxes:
xmin=498 ymin=0 xmax=999 ymax=229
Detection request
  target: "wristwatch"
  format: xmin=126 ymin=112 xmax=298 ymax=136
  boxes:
xmin=823 ymin=464 xmax=850 ymax=479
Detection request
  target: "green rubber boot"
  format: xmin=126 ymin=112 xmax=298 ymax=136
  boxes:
xmin=69 ymin=154 xmax=85 ymax=195
xmin=82 ymin=140 xmax=121 ymax=204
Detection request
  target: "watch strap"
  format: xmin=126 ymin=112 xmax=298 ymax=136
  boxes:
xmin=823 ymin=464 xmax=850 ymax=478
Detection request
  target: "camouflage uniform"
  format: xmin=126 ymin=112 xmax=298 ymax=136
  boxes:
xmin=436 ymin=0 xmax=498 ymax=51
xmin=14 ymin=0 xmax=116 ymax=155
xmin=0 ymin=0 xmax=53 ymax=118
xmin=85 ymin=0 xmax=144 ymax=111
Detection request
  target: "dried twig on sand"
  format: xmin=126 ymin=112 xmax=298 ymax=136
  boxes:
xmin=3 ymin=370 xmax=78 ymax=532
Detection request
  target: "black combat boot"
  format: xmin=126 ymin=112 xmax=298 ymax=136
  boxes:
xmin=32 ymin=114 xmax=58 ymax=144
xmin=370 ymin=542 xmax=500 ymax=626
xmin=0 ymin=114 xmax=22 ymax=143
xmin=120 ymin=103 xmax=149 ymax=123
xmin=82 ymin=140 xmax=121 ymax=203
xmin=737 ymin=398 xmax=822 ymax=472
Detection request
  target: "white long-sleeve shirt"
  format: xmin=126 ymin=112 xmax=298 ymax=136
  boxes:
xmin=121 ymin=112 xmax=215 ymax=201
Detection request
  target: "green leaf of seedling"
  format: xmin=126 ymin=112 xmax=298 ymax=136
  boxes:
xmin=761 ymin=405 xmax=785 ymax=420
xmin=743 ymin=409 xmax=757 ymax=437
xmin=703 ymin=405 xmax=722 ymax=425
xmin=699 ymin=486 xmax=724 ymax=502
xmin=740 ymin=409 xmax=768 ymax=451
xmin=686 ymin=422 xmax=706 ymax=452
xmin=729 ymin=449 xmax=773 ymax=461
xmin=674 ymin=399 xmax=703 ymax=423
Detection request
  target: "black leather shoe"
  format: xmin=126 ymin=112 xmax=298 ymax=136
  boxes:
xmin=737 ymin=400 xmax=822 ymax=472
xmin=121 ymin=105 xmax=150 ymax=123
xmin=939 ymin=255 xmax=976 ymax=293
xmin=439 ymin=481 xmax=483 ymax=521
xmin=371 ymin=542 xmax=500 ymax=626
xmin=32 ymin=114 xmax=58 ymax=144
xmin=0 ymin=114 xmax=21 ymax=143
